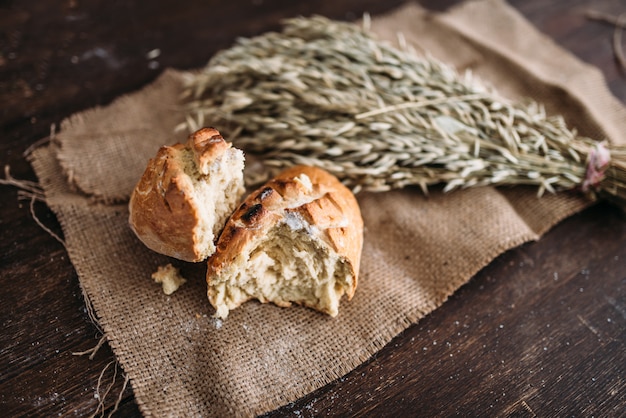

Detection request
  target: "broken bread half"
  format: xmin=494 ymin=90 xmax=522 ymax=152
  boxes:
xmin=206 ymin=165 xmax=363 ymax=319
xmin=129 ymin=127 xmax=245 ymax=262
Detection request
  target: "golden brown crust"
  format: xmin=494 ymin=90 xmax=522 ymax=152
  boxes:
xmin=128 ymin=128 xmax=240 ymax=262
xmin=189 ymin=127 xmax=229 ymax=174
xmin=207 ymin=165 xmax=363 ymax=304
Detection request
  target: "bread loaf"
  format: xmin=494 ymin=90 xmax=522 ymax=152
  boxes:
xmin=206 ymin=165 xmax=363 ymax=319
xmin=129 ymin=128 xmax=245 ymax=262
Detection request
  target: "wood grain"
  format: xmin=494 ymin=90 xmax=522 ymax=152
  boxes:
xmin=1 ymin=0 xmax=625 ymax=416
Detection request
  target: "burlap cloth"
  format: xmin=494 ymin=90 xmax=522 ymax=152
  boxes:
xmin=28 ymin=0 xmax=626 ymax=416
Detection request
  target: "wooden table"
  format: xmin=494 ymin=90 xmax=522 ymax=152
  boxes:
xmin=2 ymin=0 xmax=625 ymax=416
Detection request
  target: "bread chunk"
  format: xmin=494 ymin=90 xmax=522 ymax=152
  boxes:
xmin=129 ymin=128 xmax=245 ymax=262
xmin=206 ymin=165 xmax=363 ymax=319
xmin=151 ymin=263 xmax=187 ymax=295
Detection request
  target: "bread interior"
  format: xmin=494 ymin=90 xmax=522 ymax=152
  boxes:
xmin=181 ymin=147 xmax=244 ymax=260
xmin=212 ymin=212 xmax=354 ymax=318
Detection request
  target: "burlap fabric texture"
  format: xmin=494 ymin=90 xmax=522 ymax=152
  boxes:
xmin=29 ymin=0 xmax=626 ymax=416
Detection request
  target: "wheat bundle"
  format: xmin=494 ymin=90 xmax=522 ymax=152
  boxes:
xmin=180 ymin=15 xmax=626 ymax=208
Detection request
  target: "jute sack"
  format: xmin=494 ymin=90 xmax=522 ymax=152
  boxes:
xmin=29 ymin=0 xmax=626 ymax=416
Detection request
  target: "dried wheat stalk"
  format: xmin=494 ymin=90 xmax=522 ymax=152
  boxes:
xmin=179 ymin=15 xmax=626 ymax=208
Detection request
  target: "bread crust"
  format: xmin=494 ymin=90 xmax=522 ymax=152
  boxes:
xmin=128 ymin=127 xmax=241 ymax=262
xmin=207 ymin=165 xmax=364 ymax=313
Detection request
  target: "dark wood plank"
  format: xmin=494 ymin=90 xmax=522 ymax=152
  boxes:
xmin=1 ymin=0 xmax=625 ymax=416
xmin=0 ymin=0 xmax=406 ymax=128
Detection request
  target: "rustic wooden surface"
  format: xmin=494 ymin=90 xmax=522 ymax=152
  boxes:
xmin=1 ymin=0 xmax=625 ymax=416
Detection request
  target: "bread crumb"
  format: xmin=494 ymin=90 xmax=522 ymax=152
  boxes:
xmin=151 ymin=264 xmax=187 ymax=295
xmin=293 ymin=173 xmax=312 ymax=192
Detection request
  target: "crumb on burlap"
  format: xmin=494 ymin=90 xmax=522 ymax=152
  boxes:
xmin=151 ymin=263 xmax=187 ymax=295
